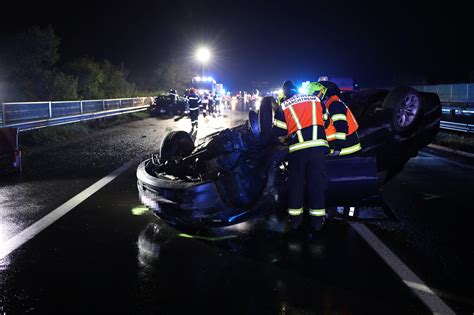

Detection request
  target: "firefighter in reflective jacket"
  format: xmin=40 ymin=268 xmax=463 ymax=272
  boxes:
xmin=273 ymin=80 xmax=329 ymax=231
xmin=187 ymin=88 xmax=201 ymax=131
xmin=306 ymin=81 xmax=361 ymax=156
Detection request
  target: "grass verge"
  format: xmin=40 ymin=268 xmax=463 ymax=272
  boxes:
xmin=19 ymin=111 xmax=149 ymax=147
xmin=432 ymin=131 xmax=474 ymax=153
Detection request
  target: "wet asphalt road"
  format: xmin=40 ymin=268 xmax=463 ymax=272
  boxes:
xmin=0 ymin=112 xmax=247 ymax=241
xmin=1 ymin=111 xmax=473 ymax=314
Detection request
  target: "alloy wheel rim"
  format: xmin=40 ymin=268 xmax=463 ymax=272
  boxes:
xmin=396 ymin=94 xmax=419 ymax=127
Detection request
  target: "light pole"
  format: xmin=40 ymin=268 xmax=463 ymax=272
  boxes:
xmin=195 ymin=47 xmax=211 ymax=77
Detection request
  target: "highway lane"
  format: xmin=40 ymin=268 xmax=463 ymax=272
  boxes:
xmin=0 ymin=112 xmax=247 ymax=242
xmin=371 ymin=145 xmax=474 ymax=312
xmin=0 ymin=161 xmax=431 ymax=314
xmin=0 ymin=111 xmax=472 ymax=313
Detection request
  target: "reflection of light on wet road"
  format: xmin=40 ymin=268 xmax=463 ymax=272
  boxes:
xmin=175 ymin=112 xmax=230 ymax=138
xmin=0 ymin=212 xmax=12 ymax=245
xmin=0 ymin=201 xmax=21 ymax=253
xmin=0 ymin=209 xmax=15 ymax=269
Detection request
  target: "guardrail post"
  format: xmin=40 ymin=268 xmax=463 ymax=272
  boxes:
xmin=450 ymin=84 xmax=453 ymax=100
xmin=119 ymin=99 xmax=122 ymax=108
xmin=102 ymin=100 xmax=105 ymax=111
xmin=48 ymin=101 xmax=52 ymax=118
xmin=80 ymin=101 xmax=83 ymax=114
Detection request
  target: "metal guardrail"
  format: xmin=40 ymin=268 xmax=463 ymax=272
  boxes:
xmin=407 ymin=85 xmax=474 ymax=133
xmin=413 ymin=83 xmax=474 ymax=104
xmin=440 ymin=121 xmax=474 ymax=133
xmin=0 ymin=97 xmax=154 ymax=131
xmin=441 ymin=106 xmax=474 ymax=116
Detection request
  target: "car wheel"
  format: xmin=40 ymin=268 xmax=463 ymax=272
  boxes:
xmin=382 ymin=86 xmax=422 ymax=134
xmin=160 ymin=131 xmax=195 ymax=161
xmin=258 ymin=96 xmax=274 ymax=143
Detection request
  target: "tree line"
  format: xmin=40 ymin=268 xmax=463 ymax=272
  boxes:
xmin=0 ymin=25 xmax=194 ymax=102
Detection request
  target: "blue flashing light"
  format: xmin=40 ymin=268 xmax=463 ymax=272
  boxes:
xmin=299 ymin=81 xmax=311 ymax=94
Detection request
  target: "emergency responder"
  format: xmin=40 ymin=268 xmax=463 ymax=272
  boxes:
xmin=272 ymin=80 xmax=330 ymax=231
xmin=214 ymin=92 xmax=221 ymax=116
xmin=187 ymin=88 xmax=201 ymax=131
xmin=306 ymin=81 xmax=361 ymax=156
xmin=208 ymin=92 xmax=215 ymax=117
xmin=169 ymin=89 xmax=178 ymax=104
xmin=201 ymin=92 xmax=209 ymax=117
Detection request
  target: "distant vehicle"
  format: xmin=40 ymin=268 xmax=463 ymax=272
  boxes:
xmin=148 ymin=92 xmax=188 ymax=117
xmin=190 ymin=77 xmax=225 ymax=96
xmin=137 ymin=86 xmax=440 ymax=228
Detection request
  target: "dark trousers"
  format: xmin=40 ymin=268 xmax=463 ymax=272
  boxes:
xmin=287 ymin=148 xmax=327 ymax=212
xmin=189 ymin=109 xmax=199 ymax=127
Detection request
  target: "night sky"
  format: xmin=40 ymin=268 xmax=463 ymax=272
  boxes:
xmin=1 ymin=0 xmax=471 ymax=90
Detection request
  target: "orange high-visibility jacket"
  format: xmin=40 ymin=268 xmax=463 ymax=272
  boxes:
xmin=281 ymin=94 xmax=326 ymax=136
xmin=324 ymin=95 xmax=359 ymax=141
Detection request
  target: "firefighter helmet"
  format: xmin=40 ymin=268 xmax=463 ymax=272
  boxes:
xmin=282 ymin=80 xmax=298 ymax=99
xmin=318 ymin=81 xmax=341 ymax=97
xmin=306 ymin=82 xmax=328 ymax=99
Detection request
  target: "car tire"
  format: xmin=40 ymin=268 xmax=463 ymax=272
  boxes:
xmin=382 ymin=86 xmax=422 ymax=135
xmin=160 ymin=131 xmax=195 ymax=161
xmin=258 ymin=96 xmax=274 ymax=143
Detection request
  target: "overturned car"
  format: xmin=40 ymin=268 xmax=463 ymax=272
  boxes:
xmin=137 ymin=87 xmax=441 ymax=228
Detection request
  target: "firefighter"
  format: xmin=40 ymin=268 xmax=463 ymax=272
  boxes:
xmin=214 ymin=92 xmax=221 ymax=116
xmin=169 ymin=89 xmax=178 ymax=104
xmin=272 ymin=80 xmax=330 ymax=231
xmin=208 ymin=92 xmax=215 ymax=117
xmin=201 ymin=92 xmax=209 ymax=118
xmin=187 ymin=88 xmax=201 ymax=131
xmin=306 ymin=81 xmax=361 ymax=156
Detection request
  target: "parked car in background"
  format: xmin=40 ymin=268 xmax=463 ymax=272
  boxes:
xmin=149 ymin=92 xmax=188 ymax=117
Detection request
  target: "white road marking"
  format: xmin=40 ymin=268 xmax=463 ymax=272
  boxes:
xmin=404 ymin=280 xmax=474 ymax=306
xmin=0 ymin=157 xmax=140 ymax=260
xmin=351 ymin=223 xmax=455 ymax=315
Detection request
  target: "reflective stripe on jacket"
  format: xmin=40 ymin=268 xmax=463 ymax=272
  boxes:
xmin=279 ymin=94 xmax=329 ymax=153
xmin=324 ymin=95 xmax=359 ymax=141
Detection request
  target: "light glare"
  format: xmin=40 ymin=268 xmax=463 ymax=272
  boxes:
xmin=196 ymin=47 xmax=211 ymax=63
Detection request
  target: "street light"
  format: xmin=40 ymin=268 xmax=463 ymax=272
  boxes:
xmin=195 ymin=47 xmax=211 ymax=77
